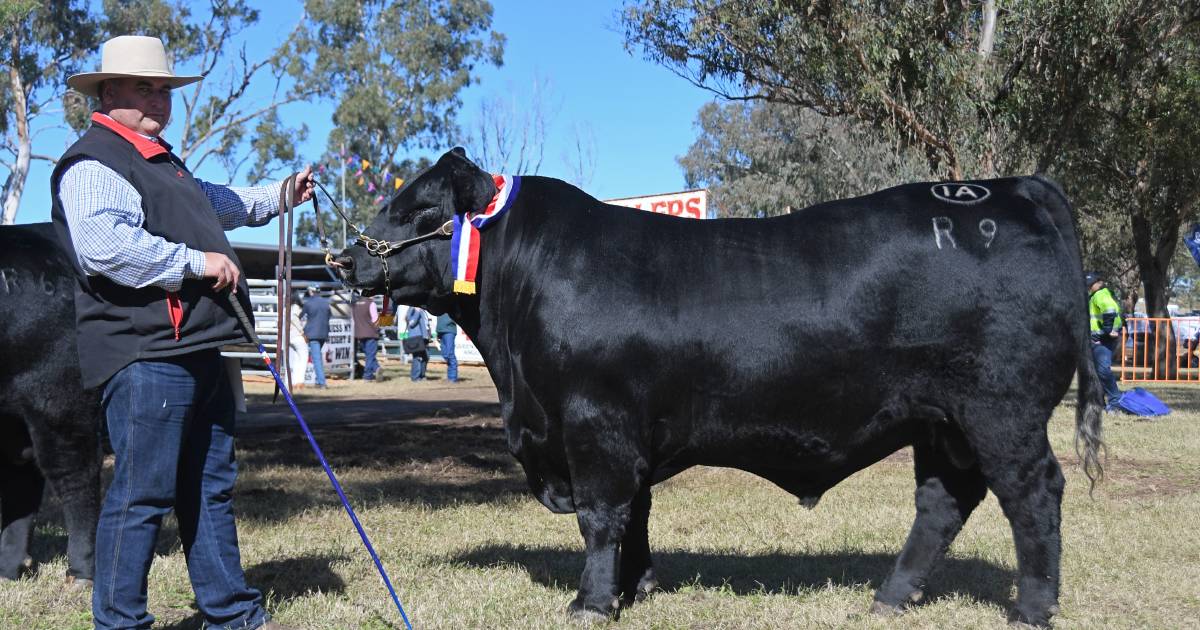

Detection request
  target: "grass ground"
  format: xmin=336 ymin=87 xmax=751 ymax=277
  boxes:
xmin=2 ymin=363 xmax=1197 ymax=629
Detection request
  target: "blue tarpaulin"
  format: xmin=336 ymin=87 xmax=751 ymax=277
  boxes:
xmin=1185 ymin=223 xmax=1200 ymax=270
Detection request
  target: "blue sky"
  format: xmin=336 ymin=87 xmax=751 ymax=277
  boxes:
xmin=13 ymin=1 xmax=716 ymax=246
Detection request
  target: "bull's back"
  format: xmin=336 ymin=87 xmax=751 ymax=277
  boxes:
xmin=515 ymin=176 xmax=1079 ymax=375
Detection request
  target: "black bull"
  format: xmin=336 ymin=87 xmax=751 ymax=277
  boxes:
xmin=340 ymin=149 xmax=1103 ymax=626
xmin=0 ymin=222 xmax=101 ymax=586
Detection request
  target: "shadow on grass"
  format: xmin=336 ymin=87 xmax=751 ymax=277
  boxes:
xmin=232 ymin=417 xmax=530 ymax=523
xmin=153 ymin=553 xmax=350 ymax=630
xmin=247 ymin=553 xmax=350 ymax=601
xmin=451 ymin=545 xmax=1014 ymax=610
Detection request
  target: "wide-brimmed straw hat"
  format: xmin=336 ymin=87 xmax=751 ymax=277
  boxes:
xmin=67 ymin=35 xmax=202 ymax=97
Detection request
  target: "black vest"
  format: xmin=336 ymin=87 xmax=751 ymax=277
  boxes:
xmin=50 ymin=123 xmax=255 ymax=388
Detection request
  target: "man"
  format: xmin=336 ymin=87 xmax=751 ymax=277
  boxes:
xmin=300 ymin=286 xmax=332 ymax=389
xmin=436 ymin=313 xmax=459 ymax=382
xmin=1086 ymin=271 xmax=1124 ymax=409
xmin=351 ymin=294 xmax=381 ymax=381
xmin=51 ymin=36 xmax=312 ymax=630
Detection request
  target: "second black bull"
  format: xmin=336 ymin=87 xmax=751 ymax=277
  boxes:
xmin=334 ymin=148 xmax=1103 ymax=626
xmin=0 ymin=223 xmax=101 ymax=587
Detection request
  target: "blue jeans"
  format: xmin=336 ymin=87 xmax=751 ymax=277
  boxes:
xmin=1092 ymin=338 xmax=1122 ymax=406
xmin=410 ymin=349 xmax=428 ymax=381
xmin=308 ymin=339 xmax=326 ymax=386
xmin=94 ymin=351 xmax=266 ymax=630
xmin=439 ymin=331 xmax=458 ymax=381
xmin=358 ymin=337 xmax=379 ymax=380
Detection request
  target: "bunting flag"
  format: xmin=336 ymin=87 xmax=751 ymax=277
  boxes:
xmin=1185 ymin=223 xmax=1200 ymax=270
xmin=450 ymin=174 xmax=521 ymax=294
xmin=315 ymin=156 xmax=407 ymax=198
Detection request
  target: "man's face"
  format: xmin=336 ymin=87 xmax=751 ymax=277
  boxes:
xmin=100 ymin=77 xmax=173 ymax=136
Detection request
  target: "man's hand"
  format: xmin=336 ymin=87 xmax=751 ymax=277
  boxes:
xmin=203 ymin=252 xmax=241 ymax=292
xmin=291 ymin=165 xmax=316 ymax=205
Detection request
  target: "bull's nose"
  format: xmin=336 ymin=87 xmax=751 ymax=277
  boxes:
xmin=331 ymin=255 xmax=354 ymax=271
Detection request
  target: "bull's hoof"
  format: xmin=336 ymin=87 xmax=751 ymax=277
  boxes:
xmin=634 ymin=575 xmax=658 ymax=602
xmin=870 ymin=589 xmax=923 ymax=616
xmin=0 ymin=556 xmax=34 ymax=582
xmin=65 ymin=575 xmax=93 ymax=592
xmin=798 ymin=495 xmax=821 ymax=510
xmin=1008 ymin=603 xmax=1058 ymax=628
xmin=620 ymin=569 xmax=659 ymax=606
xmin=869 ymin=600 xmax=903 ymax=617
xmin=568 ymin=595 xmax=619 ymax=623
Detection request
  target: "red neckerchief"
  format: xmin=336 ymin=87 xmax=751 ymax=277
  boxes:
xmin=90 ymin=112 xmax=171 ymax=159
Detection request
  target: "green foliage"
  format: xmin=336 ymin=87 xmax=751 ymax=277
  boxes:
xmin=679 ymin=100 xmax=930 ymax=217
xmin=1 ymin=0 xmax=98 ymax=222
xmin=624 ymin=0 xmax=1030 ymax=179
xmin=285 ymin=0 xmax=504 ymax=244
xmin=625 ymin=0 xmax=1200 ymax=316
xmin=1 ymin=1 xmax=97 ymax=136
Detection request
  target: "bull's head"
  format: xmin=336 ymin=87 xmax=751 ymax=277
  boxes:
xmin=332 ymin=148 xmax=495 ymax=311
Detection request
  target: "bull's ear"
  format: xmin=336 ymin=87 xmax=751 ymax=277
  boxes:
xmin=450 ymin=146 xmax=467 ymax=157
xmin=447 ymin=155 xmax=496 ymax=215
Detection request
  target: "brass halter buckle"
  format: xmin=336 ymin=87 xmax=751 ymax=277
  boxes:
xmin=354 ymin=220 xmax=455 ymax=295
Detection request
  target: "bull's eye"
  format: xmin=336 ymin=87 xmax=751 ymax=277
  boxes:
xmin=412 ymin=207 xmax=441 ymax=230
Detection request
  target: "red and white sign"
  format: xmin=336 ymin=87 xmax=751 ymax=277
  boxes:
xmin=606 ymin=189 xmax=708 ymax=220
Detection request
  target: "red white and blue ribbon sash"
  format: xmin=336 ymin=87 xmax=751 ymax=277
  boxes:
xmin=451 ymin=174 xmax=521 ymax=294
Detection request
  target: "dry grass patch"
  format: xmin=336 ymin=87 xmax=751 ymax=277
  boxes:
xmin=2 ymin=379 xmax=1198 ymax=628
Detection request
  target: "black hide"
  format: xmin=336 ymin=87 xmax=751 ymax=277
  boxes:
xmin=334 ymin=149 xmax=1104 ymax=626
xmin=0 ymin=223 xmax=102 ymax=583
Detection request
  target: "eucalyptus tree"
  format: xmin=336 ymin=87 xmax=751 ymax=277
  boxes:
xmin=284 ymin=0 xmax=504 ymax=244
xmin=1 ymin=0 xmax=97 ymax=224
xmin=624 ymin=0 xmax=1200 ymax=318
xmin=679 ymin=100 xmax=929 ymax=217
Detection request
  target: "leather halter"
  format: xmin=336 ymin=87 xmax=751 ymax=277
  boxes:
xmin=309 ymin=179 xmax=453 ymax=295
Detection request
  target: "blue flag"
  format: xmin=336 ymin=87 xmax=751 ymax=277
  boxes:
xmin=1186 ymin=223 xmax=1200 ymax=270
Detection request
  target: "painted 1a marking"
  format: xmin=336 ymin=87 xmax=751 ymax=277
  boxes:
xmin=931 ymin=183 xmax=991 ymax=205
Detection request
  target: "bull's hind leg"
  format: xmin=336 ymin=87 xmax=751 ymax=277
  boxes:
xmin=873 ymin=437 xmax=987 ymax=614
xmin=964 ymin=402 xmax=1065 ymax=627
xmin=618 ymin=483 xmax=657 ymax=606
xmin=986 ymin=441 xmax=1064 ymax=625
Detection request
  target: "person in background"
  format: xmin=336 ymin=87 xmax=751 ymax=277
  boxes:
xmin=406 ymin=306 xmax=430 ymax=381
xmin=436 ymin=313 xmax=459 ymax=383
xmin=300 ymin=286 xmax=331 ymax=389
xmin=52 ymin=35 xmax=311 ymax=630
xmin=1086 ymin=271 xmax=1124 ymax=410
xmin=351 ymin=293 xmax=381 ymax=381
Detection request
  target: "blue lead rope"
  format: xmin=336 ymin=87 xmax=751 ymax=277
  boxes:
xmin=228 ymin=292 xmax=413 ymax=630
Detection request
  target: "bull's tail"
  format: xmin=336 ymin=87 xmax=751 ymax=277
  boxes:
xmin=1075 ymin=315 xmax=1106 ymax=493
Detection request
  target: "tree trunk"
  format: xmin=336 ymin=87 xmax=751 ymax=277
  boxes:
xmin=1130 ymin=207 xmax=1182 ymax=377
xmin=978 ymin=0 xmax=997 ymax=57
xmin=2 ymin=32 xmax=31 ymax=225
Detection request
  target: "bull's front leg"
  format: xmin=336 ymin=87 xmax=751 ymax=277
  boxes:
xmin=562 ymin=401 xmax=650 ymax=621
xmin=570 ymin=502 xmax=630 ymax=620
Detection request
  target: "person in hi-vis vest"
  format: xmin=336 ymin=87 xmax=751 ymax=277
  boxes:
xmin=1086 ymin=271 xmax=1124 ymax=409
